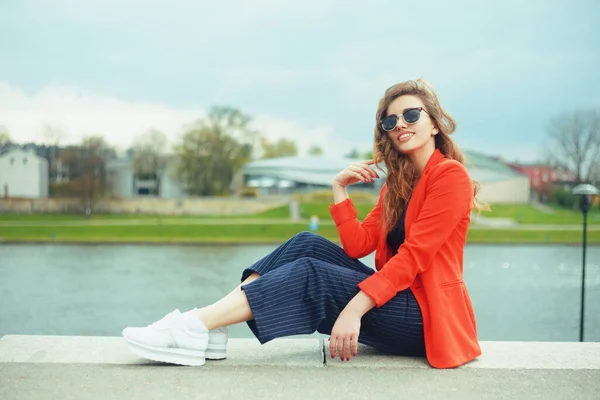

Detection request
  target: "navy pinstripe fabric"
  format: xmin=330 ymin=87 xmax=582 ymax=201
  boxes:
xmin=241 ymin=231 xmax=425 ymax=357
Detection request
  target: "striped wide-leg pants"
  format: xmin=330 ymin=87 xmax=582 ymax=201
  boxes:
xmin=241 ymin=231 xmax=426 ymax=357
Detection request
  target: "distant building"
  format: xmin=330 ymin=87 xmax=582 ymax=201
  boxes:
xmin=241 ymin=156 xmax=379 ymax=195
xmin=105 ymin=157 xmax=186 ymax=198
xmin=508 ymin=163 xmax=577 ymax=189
xmin=0 ymin=148 xmax=49 ymax=198
xmin=464 ymin=151 xmax=530 ymax=203
xmin=241 ymin=151 xmax=531 ymax=203
xmin=507 ymin=162 xmax=578 ymax=202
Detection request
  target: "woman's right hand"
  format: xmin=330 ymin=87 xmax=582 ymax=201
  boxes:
xmin=333 ymin=160 xmax=379 ymax=188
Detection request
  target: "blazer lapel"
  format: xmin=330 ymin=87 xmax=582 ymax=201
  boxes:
xmin=405 ymin=149 xmax=447 ymax=234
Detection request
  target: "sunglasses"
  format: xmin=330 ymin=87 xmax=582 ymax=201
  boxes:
xmin=380 ymin=107 xmax=428 ymax=132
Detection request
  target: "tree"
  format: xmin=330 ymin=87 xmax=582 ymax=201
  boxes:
xmin=175 ymin=106 xmax=257 ymax=196
xmin=59 ymin=136 xmax=113 ymax=215
xmin=345 ymin=148 xmax=360 ymax=158
xmin=345 ymin=148 xmax=373 ymax=160
xmin=546 ymin=109 xmax=600 ymax=183
xmin=42 ymin=123 xmax=67 ymax=146
xmin=259 ymin=136 xmax=298 ymax=159
xmin=80 ymin=136 xmax=113 ymax=215
xmin=0 ymin=126 xmax=11 ymax=153
xmin=41 ymin=124 xmax=68 ymax=184
xmin=131 ymin=130 xmax=168 ymax=196
xmin=307 ymin=144 xmax=324 ymax=156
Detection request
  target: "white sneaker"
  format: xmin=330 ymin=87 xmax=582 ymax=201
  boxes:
xmin=188 ymin=307 xmax=228 ymax=360
xmin=207 ymin=326 xmax=228 ymax=360
xmin=122 ymin=309 xmax=208 ymax=366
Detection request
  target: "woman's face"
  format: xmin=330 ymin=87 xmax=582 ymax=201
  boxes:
xmin=384 ymin=95 xmax=438 ymax=156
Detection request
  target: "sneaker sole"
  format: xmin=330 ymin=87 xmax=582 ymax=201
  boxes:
xmin=206 ymin=344 xmax=227 ymax=360
xmin=123 ymin=336 xmax=206 ymax=366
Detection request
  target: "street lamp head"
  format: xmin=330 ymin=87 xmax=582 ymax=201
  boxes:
xmin=572 ymin=184 xmax=599 ymax=213
xmin=572 ymin=184 xmax=600 ymax=196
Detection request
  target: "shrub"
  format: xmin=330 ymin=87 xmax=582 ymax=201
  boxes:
xmin=554 ymin=188 xmax=576 ymax=209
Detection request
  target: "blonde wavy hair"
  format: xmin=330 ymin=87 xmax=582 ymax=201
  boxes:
xmin=372 ymin=78 xmax=486 ymax=233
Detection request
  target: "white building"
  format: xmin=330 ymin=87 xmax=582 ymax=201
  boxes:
xmin=241 ymin=156 xmax=379 ymax=195
xmin=0 ymin=148 xmax=49 ymax=198
xmin=464 ymin=151 xmax=531 ymax=204
xmin=106 ymin=157 xmax=186 ymax=199
xmin=241 ymin=150 xmax=531 ymax=203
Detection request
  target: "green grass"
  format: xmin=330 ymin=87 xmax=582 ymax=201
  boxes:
xmin=266 ymin=201 xmax=598 ymax=224
xmin=299 ymin=202 xmax=375 ymax=220
xmin=0 ymin=202 xmax=370 ymax=222
xmin=1 ymin=202 xmax=600 ymax=245
xmin=0 ymin=224 xmax=339 ymax=243
xmin=0 ymin=208 xmax=292 ymax=221
xmin=481 ymin=203 xmax=600 ymax=225
xmin=3 ymin=202 xmax=596 ymax=225
xmin=1 ymin=224 xmax=599 ymax=244
xmin=467 ymin=229 xmax=600 ymax=244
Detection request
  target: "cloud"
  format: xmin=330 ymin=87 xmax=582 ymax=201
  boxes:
xmin=0 ymin=83 xmax=203 ymax=149
xmin=0 ymin=82 xmax=363 ymax=157
xmin=3 ymin=0 xmax=596 ymax=165
xmin=252 ymin=115 xmax=372 ymax=158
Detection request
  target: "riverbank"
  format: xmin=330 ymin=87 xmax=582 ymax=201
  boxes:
xmin=1 ymin=205 xmax=599 ymax=244
xmin=1 ymin=222 xmax=599 ymax=244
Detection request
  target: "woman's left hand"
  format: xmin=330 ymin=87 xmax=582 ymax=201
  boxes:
xmin=329 ymin=309 xmax=361 ymax=361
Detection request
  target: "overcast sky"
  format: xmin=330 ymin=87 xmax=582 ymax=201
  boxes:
xmin=1 ymin=0 xmax=598 ymax=162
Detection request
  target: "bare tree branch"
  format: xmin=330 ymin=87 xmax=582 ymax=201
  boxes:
xmin=546 ymin=109 xmax=600 ymax=183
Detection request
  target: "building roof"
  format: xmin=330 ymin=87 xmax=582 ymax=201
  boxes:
xmin=243 ymin=156 xmax=356 ymax=186
xmin=0 ymin=147 xmax=48 ymax=164
xmin=242 ymin=150 xmax=526 ymax=186
xmin=463 ymin=150 xmax=525 ymax=183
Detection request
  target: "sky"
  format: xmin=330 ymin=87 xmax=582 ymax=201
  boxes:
xmin=0 ymin=0 xmax=598 ymax=162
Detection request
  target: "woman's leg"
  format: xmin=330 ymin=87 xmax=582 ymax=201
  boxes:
xmin=241 ymin=256 xmax=369 ymax=343
xmin=359 ymin=289 xmax=426 ymax=357
xmin=123 ymin=252 xmax=423 ymax=365
xmin=192 ymin=272 xmax=259 ymax=330
xmin=241 ymin=231 xmax=374 ymax=281
xmin=194 ymin=231 xmax=372 ymax=330
xmin=122 ymin=232 xmax=384 ymax=365
xmin=239 ymin=254 xmax=425 ymax=357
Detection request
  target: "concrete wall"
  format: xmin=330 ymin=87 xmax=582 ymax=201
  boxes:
xmin=478 ymin=176 xmax=530 ymax=204
xmin=0 ymin=149 xmax=48 ymax=198
xmin=0 ymin=196 xmax=288 ymax=215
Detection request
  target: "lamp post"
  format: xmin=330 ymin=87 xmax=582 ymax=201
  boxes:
xmin=572 ymin=183 xmax=599 ymax=342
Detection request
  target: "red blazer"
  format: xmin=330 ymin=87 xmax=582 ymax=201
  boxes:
xmin=329 ymin=149 xmax=481 ymax=369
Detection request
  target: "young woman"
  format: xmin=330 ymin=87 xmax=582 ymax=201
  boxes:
xmin=123 ymin=78 xmax=483 ymax=369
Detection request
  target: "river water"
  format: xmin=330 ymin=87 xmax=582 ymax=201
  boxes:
xmin=0 ymin=243 xmax=599 ymax=341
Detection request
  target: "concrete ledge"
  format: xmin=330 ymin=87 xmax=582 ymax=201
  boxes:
xmin=0 ymin=335 xmax=323 ymax=367
xmin=2 ymin=335 xmax=600 ymax=370
xmin=325 ymin=341 xmax=600 ymax=369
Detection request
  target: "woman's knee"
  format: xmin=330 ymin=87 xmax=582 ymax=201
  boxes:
xmin=294 ymin=231 xmax=330 ymax=246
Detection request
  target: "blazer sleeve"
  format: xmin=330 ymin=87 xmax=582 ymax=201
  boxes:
xmin=358 ymin=161 xmax=473 ymax=307
xmin=328 ymin=185 xmax=385 ymax=259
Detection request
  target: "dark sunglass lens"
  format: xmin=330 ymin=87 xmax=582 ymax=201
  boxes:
xmin=404 ymin=109 xmax=421 ymax=123
xmin=381 ymin=116 xmax=398 ymax=131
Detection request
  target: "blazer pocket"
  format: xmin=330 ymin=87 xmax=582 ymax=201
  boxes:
xmin=439 ymin=279 xmax=464 ymax=288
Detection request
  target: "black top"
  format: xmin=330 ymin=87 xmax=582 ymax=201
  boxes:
xmin=386 ymin=203 xmax=408 ymax=256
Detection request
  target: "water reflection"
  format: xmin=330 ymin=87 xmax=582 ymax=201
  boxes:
xmin=0 ymin=243 xmax=598 ymax=341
